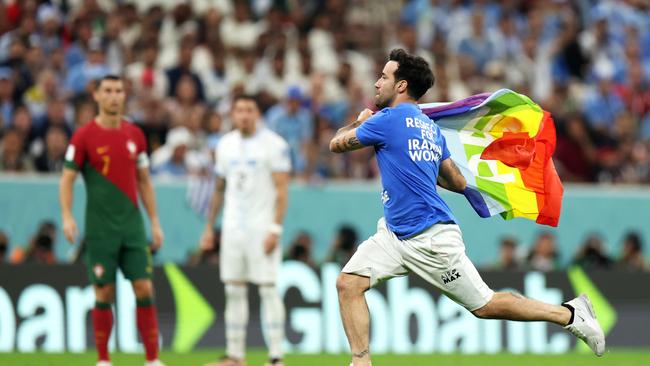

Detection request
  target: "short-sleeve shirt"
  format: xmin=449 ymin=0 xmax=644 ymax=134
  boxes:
xmin=64 ymin=120 xmax=149 ymax=243
xmin=356 ymin=103 xmax=455 ymax=239
xmin=215 ymin=127 xmax=291 ymax=233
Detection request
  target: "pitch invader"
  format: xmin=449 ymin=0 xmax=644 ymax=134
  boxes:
xmin=330 ymin=49 xmax=605 ymax=366
xmin=200 ymin=95 xmax=291 ymax=366
xmin=60 ymin=75 xmax=165 ymax=366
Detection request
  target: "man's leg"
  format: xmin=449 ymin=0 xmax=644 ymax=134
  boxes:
xmin=472 ymin=292 xmax=570 ymax=325
xmin=93 ymin=285 xmax=115 ymax=363
xmin=336 ymin=273 xmax=371 ymax=366
xmin=132 ymin=279 xmax=160 ymax=363
xmin=399 ymin=223 xmax=604 ymax=356
xmin=224 ymin=282 xmax=249 ymax=361
xmin=258 ymin=284 xmax=285 ymax=363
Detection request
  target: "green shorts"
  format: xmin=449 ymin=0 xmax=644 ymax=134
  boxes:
xmin=85 ymin=238 xmax=153 ymax=285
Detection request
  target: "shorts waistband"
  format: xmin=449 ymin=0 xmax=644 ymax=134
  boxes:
xmin=399 ymin=220 xmax=456 ymax=240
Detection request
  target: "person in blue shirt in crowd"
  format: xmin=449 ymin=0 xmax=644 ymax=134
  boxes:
xmin=329 ymin=49 xmax=605 ymax=366
xmin=265 ymin=86 xmax=314 ymax=177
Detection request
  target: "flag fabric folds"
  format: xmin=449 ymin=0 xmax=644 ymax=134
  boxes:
xmin=419 ymin=89 xmax=564 ymax=227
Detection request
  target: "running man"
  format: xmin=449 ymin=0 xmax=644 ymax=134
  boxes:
xmin=200 ymin=95 xmax=290 ymax=366
xmin=60 ymin=75 xmax=165 ymax=366
xmin=329 ymin=49 xmax=605 ymax=366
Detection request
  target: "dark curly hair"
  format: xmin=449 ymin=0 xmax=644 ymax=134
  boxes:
xmin=388 ymin=49 xmax=435 ymax=100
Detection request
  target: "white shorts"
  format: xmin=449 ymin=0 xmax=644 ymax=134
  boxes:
xmin=342 ymin=218 xmax=494 ymax=311
xmin=220 ymin=228 xmax=281 ymax=285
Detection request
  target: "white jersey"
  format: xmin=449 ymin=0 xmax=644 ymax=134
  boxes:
xmin=216 ymin=127 xmax=291 ymax=233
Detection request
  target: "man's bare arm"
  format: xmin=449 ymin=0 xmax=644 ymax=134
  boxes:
xmin=199 ymin=177 xmax=226 ymax=250
xmin=329 ymin=121 xmax=365 ymax=153
xmin=205 ymin=177 xmax=226 ymax=229
xmin=137 ymin=167 xmax=164 ymax=249
xmin=59 ymin=168 xmax=79 ymax=243
xmin=437 ymin=158 xmax=467 ymax=193
xmin=329 ymin=108 xmax=375 ymax=153
xmin=137 ymin=168 xmax=160 ymax=225
xmin=271 ymin=172 xmax=289 ymax=226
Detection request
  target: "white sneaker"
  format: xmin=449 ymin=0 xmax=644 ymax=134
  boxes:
xmin=563 ymin=294 xmax=606 ymax=356
xmin=145 ymin=360 xmax=166 ymax=366
xmin=96 ymin=361 xmax=112 ymax=366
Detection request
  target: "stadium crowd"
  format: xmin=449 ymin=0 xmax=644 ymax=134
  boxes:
xmin=0 ymin=0 xmax=649 ymax=182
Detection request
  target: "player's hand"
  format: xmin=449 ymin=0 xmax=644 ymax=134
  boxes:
xmin=357 ymin=108 xmax=374 ymax=123
xmin=263 ymin=233 xmax=279 ymax=255
xmin=151 ymin=222 xmax=164 ymax=251
xmin=200 ymin=226 xmax=215 ymax=251
xmin=62 ymin=216 xmax=79 ymax=244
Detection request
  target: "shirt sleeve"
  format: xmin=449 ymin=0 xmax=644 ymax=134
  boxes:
xmin=134 ymin=126 xmax=150 ymax=169
xmin=440 ymin=129 xmax=451 ymax=161
xmin=270 ymin=136 xmax=292 ymax=173
xmin=214 ymin=139 xmax=227 ymax=177
xmin=355 ymin=109 xmax=389 ymax=147
xmin=64 ymin=130 xmax=86 ymax=170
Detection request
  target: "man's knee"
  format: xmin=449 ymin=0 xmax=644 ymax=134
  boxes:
xmin=225 ymin=282 xmax=248 ymax=300
xmin=472 ymin=303 xmax=492 ymax=319
xmin=336 ymin=273 xmax=369 ymax=297
xmin=132 ymin=279 xmax=154 ymax=299
xmin=94 ymin=284 xmax=116 ymax=303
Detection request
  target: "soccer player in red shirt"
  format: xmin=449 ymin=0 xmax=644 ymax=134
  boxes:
xmin=59 ymin=75 xmax=165 ymax=366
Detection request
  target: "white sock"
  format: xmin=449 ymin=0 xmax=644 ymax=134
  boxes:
xmin=225 ymin=284 xmax=249 ymax=360
xmin=259 ymin=285 xmax=285 ymax=359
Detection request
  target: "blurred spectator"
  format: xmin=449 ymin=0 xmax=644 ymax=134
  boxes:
xmin=526 ymin=232 xmax=560 ymax=272
xmin=618 ymin=231 xmax=647 ymax=271
xmin=65 ymin=38 xmax=112 ymax=96
xmin=0 ymin=128 xmax=33 ymax=172
xmin=165 ymin=35 xmax=205 ymax=102
xmin=11 ymin=104 xmax=38 ymax=151
xmin=0 ymin=230 xmax=8 ymax=263
xmin=151 ymin=126 xmax=195 ymax=178
xmin=286 ymin=231 xmax=317 ymax=269
xmin=165 ymin=74 xmax=207 ymax=129
xmin=457 ymin=12 xmax=496 ymax=73
xmin=326 ymin=224 xmax=359 ymax=266
xmin=23 ymin=68 xmax=60 ymax=120
xmin=35 ymin=98 xmax=72 ymax=139
xmin=573 ymin=234 xmax=614 ymax=269
xmin=34 ymin=126 xmax=68 ymax=172
xmin=126 ymin=42 xmax=168 ymax=100
xmin=23 ymin=221 xmax=57 ymax=264
xmin=582 ymin=75 xmax=626 ymax=138
xmin=554 ymin=113 xmax=597 ymax=182
xmin=492 ymin=236 xmax=521 ymax=270
xmin=0 ymin=66 xmax=16 ymax=127
xmin=220 ymin=1 xmax=262 ymax=52
xmin=266 ymin=87 xmax=314 ymax=177
xmin=188 ymin=227 xmax=220 ymax=266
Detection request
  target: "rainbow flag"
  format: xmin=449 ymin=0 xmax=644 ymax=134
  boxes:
xmin=419 ymin=89 xmax=563 ymax=227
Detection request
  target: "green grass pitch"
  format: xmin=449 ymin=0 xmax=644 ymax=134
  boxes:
xmin=1 ymin=349 xmax=650 ymax=366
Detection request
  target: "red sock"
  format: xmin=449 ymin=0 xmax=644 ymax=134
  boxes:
xmin=92 ymin=305 xmax=113 ymax=361
xmin=136 ymin=302 xmax=159 ymax=361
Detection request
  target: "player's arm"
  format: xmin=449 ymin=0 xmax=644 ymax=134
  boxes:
xmin=264 ymin=171 xmax=289 ymax=254
xmin=329 ymin=108 xmax=375 ymax=153
xmin=437 ymin=158 xmax=467 ymax=193
xmin=137 ymin=167 xmax=164 ymax=250
xmin=59 ymin=167 xmax=79 ymax=244
xmin=200 ymin=177 xmax=226 ymax=250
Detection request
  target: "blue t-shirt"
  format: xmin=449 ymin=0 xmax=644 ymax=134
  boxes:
xmin=356 ymin=103 xmax=456 ymax=239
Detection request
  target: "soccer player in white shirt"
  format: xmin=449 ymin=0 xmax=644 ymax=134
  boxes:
xmin=200 ymin=95 xmax=291 ymax=366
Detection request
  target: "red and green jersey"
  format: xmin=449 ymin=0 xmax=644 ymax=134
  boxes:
xmin=64 ymin=120 xmax=150 ymax=243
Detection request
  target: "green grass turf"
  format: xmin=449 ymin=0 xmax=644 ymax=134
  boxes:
xmin=1 ymin=349 xmax=649 ymax=366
